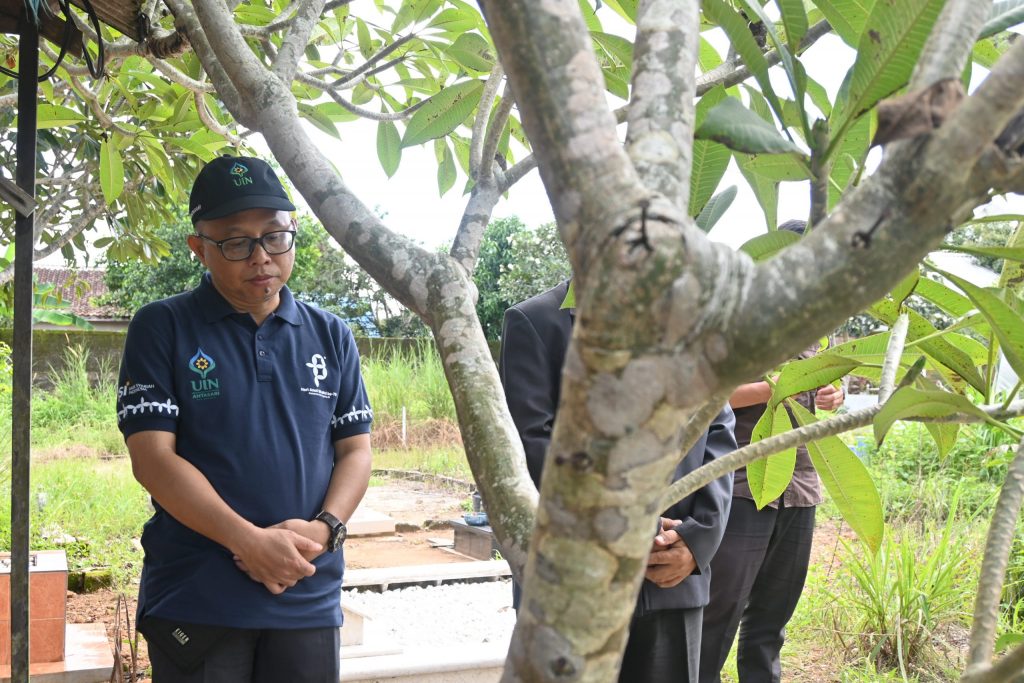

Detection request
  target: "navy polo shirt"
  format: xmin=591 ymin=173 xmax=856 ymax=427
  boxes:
xmin=116 ymin=273 xmax=372 ymax=629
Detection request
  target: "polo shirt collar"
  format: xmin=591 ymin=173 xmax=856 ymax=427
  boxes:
xmin=195 ymin=272 xmax=302 ymax=326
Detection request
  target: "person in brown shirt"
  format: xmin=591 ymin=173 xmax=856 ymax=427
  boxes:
xmin=698 ymin=220 xmax=846 ymax=683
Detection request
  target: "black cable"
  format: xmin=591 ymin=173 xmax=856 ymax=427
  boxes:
xmin=78 ymin=0 xmax=105 ymax=80
xmin=0 ymin=0 xmax=98 ymax=81
xmin=36 ymin=0 xmax=74 ymax=81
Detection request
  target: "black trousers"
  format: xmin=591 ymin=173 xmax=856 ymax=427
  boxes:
xmin=621 ymin=607 xmax=702 ymax=683
xmin=147 ymin=625 xmax=340 ymax=683
xmin=698 ymin=498 xmax=816 ymax=683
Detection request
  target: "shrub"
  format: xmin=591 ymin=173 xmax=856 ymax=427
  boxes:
xmin=829 ymin=493 xmax=979 ymax=678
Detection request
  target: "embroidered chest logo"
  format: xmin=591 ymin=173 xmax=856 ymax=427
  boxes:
xmin=301 ymin=352 xmax=337 ymax=400
xmin=189 ymin=348 xmax=221 ymax=400
xmin=305 ymin=353 xmax=328 ymax=387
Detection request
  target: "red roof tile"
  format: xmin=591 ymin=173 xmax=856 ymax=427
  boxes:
xmin=33 ymin=267 xmax=129 ymax=320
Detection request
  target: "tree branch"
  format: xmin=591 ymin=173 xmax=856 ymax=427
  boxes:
xmin=498 ymin=153 xmax=537 ymax=193
xmin=626 ymin=0 xmax=699 ymax=210
xmin=964 ymin=640 xmax=1024 ymax=683
xmin=479 ymin=0 xmax=647 ymax=259
xmin=272 ymin=0 xmax=328 ymax=82
xmin=479 ymin=89 xmax=514 ymax=183
xmin=332 ymin=33 xmax=416 ymax=87
xmin=449 ymin=179 xmax=502 ymax=274
xmin=471 ymin=66 xmax=506 ymax=180
xmin=166 ymin=0 xmax=253 ymax=126
xmin=695 ymin=19 xmax=831 ymax=97
xmin=967 ymin=437 xmax=1024 ymax=671
xmin=660 ymin=398 xmax=1024 ymax=510
xmin=910 ymin=0 xmax=992 ymax=90
xmin=878 ymin=313 xmax=909 ymax=402
xmin=296 ymin=71 xmax=424 ymax=121
xmin=194 ymin=92 xmax=242 ymax=146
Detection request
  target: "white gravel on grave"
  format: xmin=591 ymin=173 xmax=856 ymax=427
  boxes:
xmin=343 ymin=579 xmax=517 ymax=648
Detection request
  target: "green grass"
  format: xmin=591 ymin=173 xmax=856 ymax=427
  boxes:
xmin=373 ymin=445 xmax=472 ymax=480
xmin=0 ymin=457 xmax=150 ymax=587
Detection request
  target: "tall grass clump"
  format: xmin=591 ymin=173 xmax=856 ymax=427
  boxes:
xmin=361 ymin=343 xmax=456 ymax=424
xmin=30 ymin=346 xmax=125 ymax=456
xmin=829 ymin=493 xmax=980 ymax=678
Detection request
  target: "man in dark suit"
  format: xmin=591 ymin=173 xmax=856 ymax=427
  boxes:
xmin=500 ymin=279 xmax=736 ymax=683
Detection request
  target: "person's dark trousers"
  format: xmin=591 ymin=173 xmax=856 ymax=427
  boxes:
xmin=147 ymin=626 xmax=340 ymax=683
xmin=698 ymin=498 xmax=816 ymax=683
xmin=620 ymin=607 xmax=702 ymax=683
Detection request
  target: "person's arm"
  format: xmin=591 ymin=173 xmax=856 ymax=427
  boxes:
xmin=272 ymin=433 xmax=372 ymax=557
xmin=654 ymin=405 xmax=737 ymax=578
xmin=729 ymin=381 xmax=772 ymax=409
xmin=127 ymin=430 xmax=322 ymax=595
xmin=500 ymin=306 xmax=559 ymax=487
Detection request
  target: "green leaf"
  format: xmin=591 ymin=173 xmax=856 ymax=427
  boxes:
xmin=873 ymin=387 xmax=990 ymax=444
xmin=436 ymin=138 xmax=456 ymax=196
xmin=914 ymin=276 xmax=974 ymax=319
xmin=771 ymin=355 xmax=861 ymax=408
xmin=698 ymin=37 xmax=723 ymax=72
xmin=788 ymin=400 xmax=883 ymax=554
xmin=980 ymin=1 xmax=1024 ymax=40
xmin=695 ymin=185 xmax=737 ymax=233
xmin=430 ymin=8 xmax=480 ymax=33
xmin=943 ymin=245 xmax=1024 ymax=264
xmin=561 ymin=280 xmax=575 ymax=309
xmin=925 ymin=422 xmax=960 ymax=460
xmin=744 ymin=153 xmax=812 ymax=181
xmin=739 ymin=229 xmax=802 ymax=261
xmin=34 ymin=104 xmax=84 ymax=129
xmin=445 ymin=33 xmax=495 ymax=72
xmin=402 ymin=79 xmax=484 ymax=147
xmin=702 ymin=0 xmax=790 ymax=130
xmin=776 ymin=0 xmax=809 ymax=51
xmin=937 ymin=269 xmax=1024 ymax=381
xmin=869 ymin=299 xmax=988 ymax=393
xmin=746 ymin=404 xmax=798 ymax=509
xmin=811 ymin=0 xmax=877 ymax=47
xmin=737 ymin=0 xmax=810 ymax=138
xmin=99 ymin=139 xmax=125 ymax=205
xmin=827 ymin=114 xmax=871 ymax=209
xmin=376 ymin=121 xmax=402 ymax=178
xmin=737 ymin=154 xmax=780 ymax=230
xmin=689 ymin=87 xmax=731 ymax=217
xmin=890 ymin=269 xmax=919 ymax=308
xmin=601 ymin=0 xmax=638 ymax=22
xmin=696 ymin=98 xmax=804 ymax=155
xmin=298 ymin=103 xmax=340 ymax=139
xmin=832 ymin=0 xmax=946 ymax=131
xmin=592 ymin=31 xmax=633 ymax=70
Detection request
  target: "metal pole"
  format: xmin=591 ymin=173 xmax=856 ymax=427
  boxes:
xmin=12 ymin=17 xmax=38 ymax=683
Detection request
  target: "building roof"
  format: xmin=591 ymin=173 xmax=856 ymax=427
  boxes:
xmin=34 ymin=267 xmax=129 ymax=320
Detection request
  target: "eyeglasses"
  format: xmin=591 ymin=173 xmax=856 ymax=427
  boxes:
xmin=196 ymin=230 xmax=296 ymax=261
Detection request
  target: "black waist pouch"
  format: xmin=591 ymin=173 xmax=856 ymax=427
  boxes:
xmin=138 ymin=614 xmax=230 ymax=674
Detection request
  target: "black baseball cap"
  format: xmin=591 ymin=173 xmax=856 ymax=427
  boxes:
xmin=188 ymin=155 xmax=296 ymax=224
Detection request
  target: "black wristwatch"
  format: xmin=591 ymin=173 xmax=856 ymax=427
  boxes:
xmin=313 ymin=510 xmax=347 ymax=552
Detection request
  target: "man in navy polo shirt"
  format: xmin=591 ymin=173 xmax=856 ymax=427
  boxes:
xmin=117 ymin=155 xmax=373 ymax=682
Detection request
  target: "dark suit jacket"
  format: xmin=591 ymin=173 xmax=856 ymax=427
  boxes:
xmin=500 ymin=280 xmax=736 ymax=612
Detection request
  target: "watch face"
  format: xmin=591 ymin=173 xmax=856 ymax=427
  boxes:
xmin=330 ymin=523 xmax=347 ymax=551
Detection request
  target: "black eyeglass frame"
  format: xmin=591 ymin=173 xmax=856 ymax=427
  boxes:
xmin=195 ymin=229 xmax=297 ymax=261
